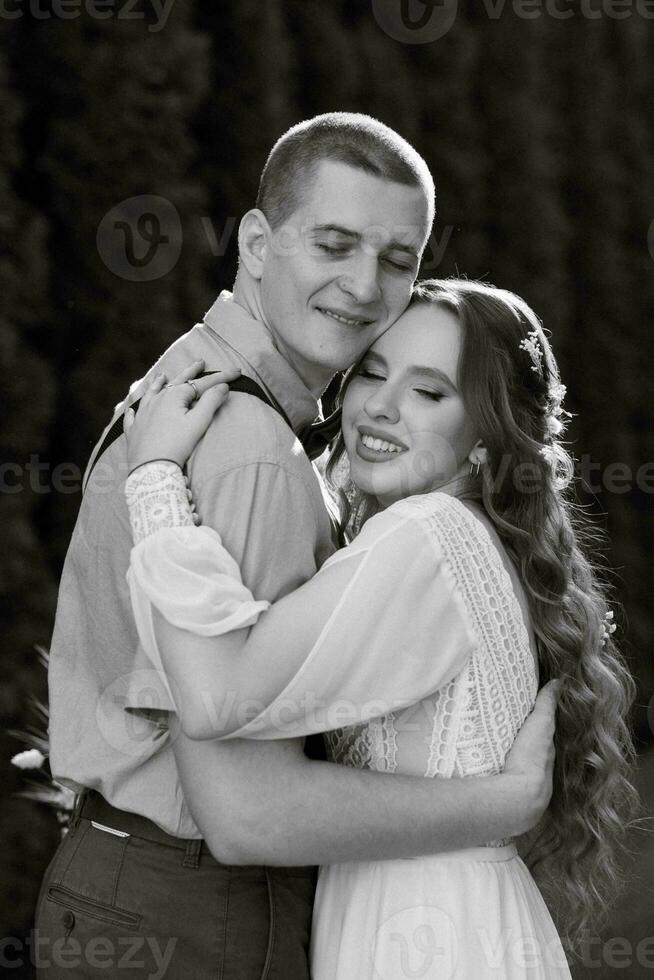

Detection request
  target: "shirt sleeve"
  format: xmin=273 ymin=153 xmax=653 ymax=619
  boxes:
xmin=127 ymin=503 xmax=478 ymax=739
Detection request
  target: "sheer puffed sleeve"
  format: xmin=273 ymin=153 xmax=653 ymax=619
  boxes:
xmin=127 ymin=488 xmax=478 ymax=740
xmin=224 ymin=502 xmax=477 ymax=739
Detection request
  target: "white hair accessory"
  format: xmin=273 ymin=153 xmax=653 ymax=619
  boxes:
xmin=601 ymin=610 xmax=617 ymax=646
xmin=519 ymin=328 xmax=544 ymax=373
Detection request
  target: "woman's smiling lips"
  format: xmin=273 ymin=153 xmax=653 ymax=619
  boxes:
xmin=355 ymin=425 xmax=408 ymax=462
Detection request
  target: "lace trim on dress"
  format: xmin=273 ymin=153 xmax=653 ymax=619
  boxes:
xmin=324 ymin=492 xmax=538 ymax=850
xmin=125 ymin=461 xmax=195 ymax=544
xmin=404 ymin=494 xmax=537 ymax=777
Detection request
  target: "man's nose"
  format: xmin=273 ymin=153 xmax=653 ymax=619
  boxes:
xmin=339 ymin=254 xmax=382 ymax=306
xmin=365 ymin=384 xmax=400 ymax=424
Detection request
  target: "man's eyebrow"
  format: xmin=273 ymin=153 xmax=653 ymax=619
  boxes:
xmin=312 ymin=223 xmax=359 ymax=237
xmin=312 ymin=224 xmax=419 ymax=257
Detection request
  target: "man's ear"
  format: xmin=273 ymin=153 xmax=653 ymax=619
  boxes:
xmin=468 ymin=441 xmax=488 ymax=466
xmin=238 ymin=209 xmax=270 ymax=280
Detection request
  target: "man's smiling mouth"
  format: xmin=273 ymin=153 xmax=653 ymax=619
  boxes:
xmin=317 ymin=307 xmax=373 ymax=328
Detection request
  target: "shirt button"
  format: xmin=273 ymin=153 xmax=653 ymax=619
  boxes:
xmin=62 ymin=910 xmax=75 ymax=931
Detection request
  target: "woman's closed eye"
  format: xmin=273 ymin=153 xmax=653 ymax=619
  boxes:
xmin=415 ymin=388 xmax=444 ymax=402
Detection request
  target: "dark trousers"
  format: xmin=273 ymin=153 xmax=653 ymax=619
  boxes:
xmin=33 ymin=792 xmax=317 ymax=979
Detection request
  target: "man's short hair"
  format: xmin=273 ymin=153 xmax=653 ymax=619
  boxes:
xmin=256 ymin=112 xmax=435 ymax=231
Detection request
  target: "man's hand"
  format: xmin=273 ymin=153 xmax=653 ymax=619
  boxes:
xmin=503 ymin=679 xmax=561 ymax=834
xmin=124 ymin=359 xmax=241 ymax=473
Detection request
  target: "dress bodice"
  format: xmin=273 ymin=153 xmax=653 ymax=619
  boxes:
xmin=324 ymin=494 xmax=538 ymax=789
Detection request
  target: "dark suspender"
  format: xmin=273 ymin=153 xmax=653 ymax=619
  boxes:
xmin=85 ymin=372 xmax=342 ymax=485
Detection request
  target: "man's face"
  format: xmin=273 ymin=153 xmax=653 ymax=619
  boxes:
xmin=258 ymin=159 xmax=431 ymax=392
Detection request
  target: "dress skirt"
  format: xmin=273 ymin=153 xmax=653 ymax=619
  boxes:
xmin=310 ymin=844 xmax=572 ymax=979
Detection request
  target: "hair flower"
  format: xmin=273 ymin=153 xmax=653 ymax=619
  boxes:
xmin=548 ymin=382 xmax=567 ymax=413
xmin=546 ymin=415 xmax=564 ymax=437
xmin=519 ymin=328 xmax=544 ymax=373
xmin=11 ymin=748 xmax=46 ymax=770
xmin=601 ymin=610 xmax=617 ymax=646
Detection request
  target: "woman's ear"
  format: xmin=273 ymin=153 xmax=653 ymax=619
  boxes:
xmin=238 ymin=209 xmax=270 ymax=280
xmin=468 ymin=441 xmax=488 ymax=466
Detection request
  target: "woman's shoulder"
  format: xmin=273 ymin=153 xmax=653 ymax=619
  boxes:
xmin=385 ymin=492 xmax=504 ymax=571
xmin=347 ymin=492 xmax=477 ymax=565
xmin=388 ymin=490 xmax=484 ymax=536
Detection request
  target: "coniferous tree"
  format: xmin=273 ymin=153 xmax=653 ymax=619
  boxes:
xmin=0 ymin=26 xmax=59 ymax=942
xmin=12 ymin=3 xmax=212 ymax=557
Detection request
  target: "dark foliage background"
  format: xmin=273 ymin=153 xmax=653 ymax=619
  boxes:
xmin=1 ymin=1 xmax=652 ymax=976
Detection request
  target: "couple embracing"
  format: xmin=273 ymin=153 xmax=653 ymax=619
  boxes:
xmin=36 ymin=113 xmax=635 ymax=979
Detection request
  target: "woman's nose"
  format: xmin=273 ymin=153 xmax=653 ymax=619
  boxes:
xmin=364 ymin=384 xmax=400 ymax=424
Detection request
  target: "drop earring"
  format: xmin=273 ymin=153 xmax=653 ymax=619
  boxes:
xmin=469 ymin=460 xmax=481 ymax=478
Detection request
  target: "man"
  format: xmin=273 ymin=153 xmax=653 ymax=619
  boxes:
xmin=36 ymin=113 xmax=557 ymax=978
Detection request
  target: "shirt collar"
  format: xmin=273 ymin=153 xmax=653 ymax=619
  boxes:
xmin=203 ymin=291 xmax=320 ymax=434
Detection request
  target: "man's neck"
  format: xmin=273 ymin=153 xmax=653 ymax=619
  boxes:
xmin=231 ymin=274 xmax=333 ymax=398
xmin=232 ymin=273 xmax=267 ymax=327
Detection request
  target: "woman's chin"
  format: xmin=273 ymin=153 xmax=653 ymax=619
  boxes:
xmin=349 ymin=469 xmax=401 ymax=506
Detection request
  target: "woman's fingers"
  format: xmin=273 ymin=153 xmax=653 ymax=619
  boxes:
xmin=137 ymin=363 xmax=240 ymax=411
xmin=139 ymin=372 xmax=167 ymax=409
xmin=167 ymin=359 xmax=205 ymax=388
xmin=185 ymin=367 xmax=241 ymax=398
xmin=190 ymin=383 xmax=231 ymax=429
xmin=123 ymin=406 xmax=135 ymax=432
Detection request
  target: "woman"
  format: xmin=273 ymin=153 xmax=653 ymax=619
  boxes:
xmin=123 ymin=279 xmax=637 ymax=978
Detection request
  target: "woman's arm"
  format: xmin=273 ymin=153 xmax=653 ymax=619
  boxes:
xmin=123 ymin=363 xmax=474 ymax=740
xmin=128 ymin=486 xmax=476 ymax=741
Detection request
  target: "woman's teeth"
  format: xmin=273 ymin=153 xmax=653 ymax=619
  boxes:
xmin=361 ymin=434 xmax=403 ymax=454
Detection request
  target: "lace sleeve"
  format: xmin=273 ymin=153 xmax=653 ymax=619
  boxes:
xmin=125 ymin=461 xmax=195 ymax=543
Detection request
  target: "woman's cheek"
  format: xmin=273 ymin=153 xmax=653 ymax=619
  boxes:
xmin=408 ymin=431 xmax=460 ymax=488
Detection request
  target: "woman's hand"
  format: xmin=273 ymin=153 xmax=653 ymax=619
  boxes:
xmin=124 ymin=359 xmax=241 ymax=473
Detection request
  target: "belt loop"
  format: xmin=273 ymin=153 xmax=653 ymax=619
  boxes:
xmin=68 ymin=789 xmax=87 ymax=835
xmin=182 ymin=838 xmax=202 ymax=869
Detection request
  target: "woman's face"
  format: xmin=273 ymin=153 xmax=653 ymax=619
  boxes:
xmin=341 ymin=303 xmax=480 ymax=507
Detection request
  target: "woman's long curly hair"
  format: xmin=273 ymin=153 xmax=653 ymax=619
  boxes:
xmin=325 ymin=277 xmax=639 ymax=952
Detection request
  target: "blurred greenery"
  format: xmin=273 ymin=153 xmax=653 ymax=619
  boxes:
xmin=1 ymin=0 xmax=652 ymax=975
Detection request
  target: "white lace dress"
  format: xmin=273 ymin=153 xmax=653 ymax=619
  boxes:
xmin=126 ymin=469 xmax=571 ymax=979
xmin=311 ymin=498 xmax=571 ymax=980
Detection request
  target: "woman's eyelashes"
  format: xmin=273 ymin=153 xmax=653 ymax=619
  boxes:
xmin=358 ymin=369 xmax=444 ymax=401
